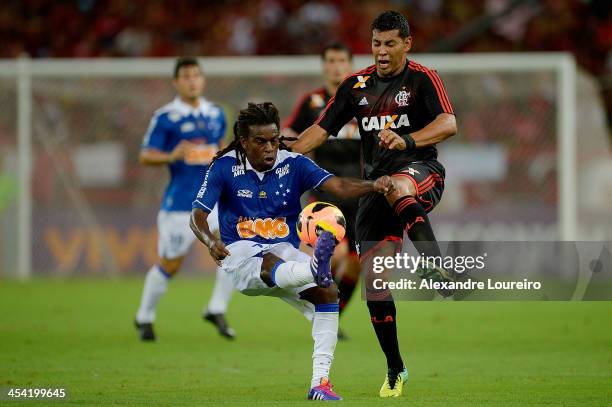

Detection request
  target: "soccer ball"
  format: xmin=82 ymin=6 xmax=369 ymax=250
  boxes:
xmin=297 ymin=201 xmax=346 ymax=247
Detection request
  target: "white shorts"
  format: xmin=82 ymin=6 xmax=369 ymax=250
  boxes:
xmin=220 ymin=240 xmax=316 ymax=320
xmin=157 ymin=206 xmax=219 ymax=259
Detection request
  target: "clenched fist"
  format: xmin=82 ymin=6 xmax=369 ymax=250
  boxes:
xmin=208 ymin=239 xmax=230 ymax=265
xmin=373 ymin=175 xmax=396 ymax=196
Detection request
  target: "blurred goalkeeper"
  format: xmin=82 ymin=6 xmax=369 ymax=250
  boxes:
xmin=134 ymin=57 xmax=236 ymax=341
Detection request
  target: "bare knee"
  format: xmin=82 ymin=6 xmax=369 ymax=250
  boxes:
xmin=260 ymin=253 xmax=282 ymax=287
xmin=386 ymin=175 xmax=417 ymax=205
xmin=318 ymin=284 xmax=339 ymax=304
xmin=300 ymin=284 xmax=338 ymax=305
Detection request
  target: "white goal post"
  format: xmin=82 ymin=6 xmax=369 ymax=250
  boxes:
xmin=0 ymin=53 xmax=577 ymax=279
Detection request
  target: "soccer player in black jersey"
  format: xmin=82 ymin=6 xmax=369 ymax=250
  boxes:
xmin=290 ymin=10 xmax=457 ymax=397
xmin=283 ymin=43 xmax=360 ymax=340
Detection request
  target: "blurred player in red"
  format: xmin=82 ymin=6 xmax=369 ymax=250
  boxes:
xmin=290 ymin=11 xmax=457 ymax=397
xmin=283 ymin=43 xmax=360 ymax=340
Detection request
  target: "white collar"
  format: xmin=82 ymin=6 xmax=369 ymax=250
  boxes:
xmin=171 ymin=97 xmax=211 ymax=117
xmin=244 ymin=152 xmax=284 ymax=180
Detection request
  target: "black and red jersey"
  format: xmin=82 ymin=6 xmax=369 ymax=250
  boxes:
xmin=285 ymin=87 xmax=360 ymax=140
xmin=285 ymin=87 xmax=361 ymax=179
xmin=285 ymin=87 xmax=329 ymax=135
xmin=316 ymin=59 xmax=454 ymax=179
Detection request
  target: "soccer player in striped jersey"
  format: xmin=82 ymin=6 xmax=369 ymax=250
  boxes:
xmin=283 ymin=43 xmax=360 ymax=340
xmin=290 ymin=10 xmax=457 ymax=397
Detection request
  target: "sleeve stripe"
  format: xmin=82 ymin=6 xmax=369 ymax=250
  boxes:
xmin=354 ymin=65 xmax=376 ymax=76
xmin=312 ymin=173 xmax=334 ymax=189
xmin=422 ymin=69 xmax=452 ymax=114
xmin=193 ymin=200 xmax=213 ymax=212
xmin=142 ymin=115 xmax=159 ymax=146
xmin=410 ymin=61 xmax=453 ymax=114
xmin=428 ymin=70 xmax=454 ymax=114
xmin=314 ymin=95 xmax=336 ymax=126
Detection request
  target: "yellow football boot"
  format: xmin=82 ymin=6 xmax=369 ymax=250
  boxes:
xmin=379 ymin=368 xmax=408 ymax=397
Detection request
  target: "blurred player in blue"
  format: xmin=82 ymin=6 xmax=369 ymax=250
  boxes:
xmin=190 ymin=102 xmax=395 ymax=400
xmin=134 ymin=57 xmax=236 ymax=341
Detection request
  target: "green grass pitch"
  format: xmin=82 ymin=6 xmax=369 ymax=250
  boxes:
xmin=1 ymin=278 xmax=611 ymax=406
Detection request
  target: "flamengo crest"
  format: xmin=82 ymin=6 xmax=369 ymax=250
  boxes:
xmin=395 ymin=90 xmax=410 ymax=107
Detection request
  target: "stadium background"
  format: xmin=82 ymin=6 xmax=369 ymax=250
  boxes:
xmin=1 ymin=1 xmax=611 ymax=406
xmin=0 ymin=0 xmax=610 ymax=277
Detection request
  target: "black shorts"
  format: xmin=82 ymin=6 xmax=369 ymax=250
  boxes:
xmin=355 ymin=160 xmax=445 ymax=247
xmin=309 ymin=190 xmax=359 ymax=254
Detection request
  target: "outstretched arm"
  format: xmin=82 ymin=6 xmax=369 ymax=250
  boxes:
xmin=289 ymin=124 xmax=330 ymax=154
xmin=319 ymin=175 xmax=395 ymax=200
xmin=190 ymin=208 xmax=230 ymax=265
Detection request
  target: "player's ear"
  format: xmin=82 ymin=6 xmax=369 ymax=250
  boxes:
xmin=239 ymin=135 xmax=248 ymax=151
xmin=404 ymin=36 xmax=412 ymax=53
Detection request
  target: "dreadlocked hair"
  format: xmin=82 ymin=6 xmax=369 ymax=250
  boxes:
xmin=213 ymin=102 xmax=295 ymax=166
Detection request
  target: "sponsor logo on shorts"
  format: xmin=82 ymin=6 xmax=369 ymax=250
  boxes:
xmin=236 ymin=217 xmax=290 ymax=239
xmin=170 ymin=234 xmax=184 ymax=246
